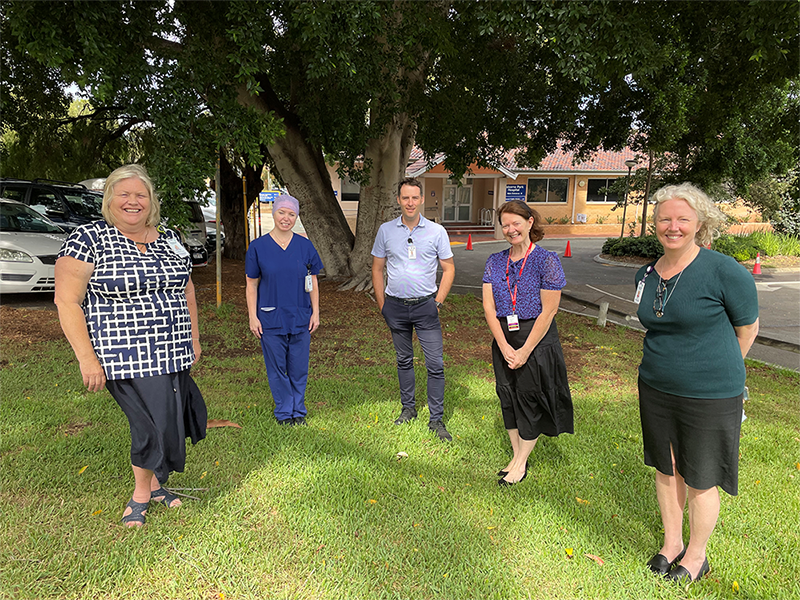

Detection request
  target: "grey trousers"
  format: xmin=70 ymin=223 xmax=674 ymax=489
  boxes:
xmin=381 ymin=296 xmax=445 ymax=422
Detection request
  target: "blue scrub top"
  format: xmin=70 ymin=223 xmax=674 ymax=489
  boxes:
xmin=245 ymin=234 xmax=323 ymax=334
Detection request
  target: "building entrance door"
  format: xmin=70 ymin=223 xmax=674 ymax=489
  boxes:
xmin=443 ymin=184 xmax=472 ymax=222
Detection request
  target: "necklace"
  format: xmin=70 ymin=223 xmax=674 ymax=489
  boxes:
xmin=654 ymin=269 xmax=684 ymax=318
xmin=272 ymin=232 xmax=292 ymax=248
xmin=134 ymin=228 xmax=149 ymax=253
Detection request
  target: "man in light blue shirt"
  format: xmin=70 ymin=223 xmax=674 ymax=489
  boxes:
xmin=371 ymin=178 xmax=455 ymax=441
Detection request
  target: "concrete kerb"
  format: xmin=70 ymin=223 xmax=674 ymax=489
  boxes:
xmin=576 ymin=255 xmax=800 ymax=355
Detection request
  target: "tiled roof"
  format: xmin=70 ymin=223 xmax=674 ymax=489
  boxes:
xmin=407 ymin=143 xmax=637 ymax=176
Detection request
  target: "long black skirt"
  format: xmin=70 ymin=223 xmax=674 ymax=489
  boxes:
xmin=106 ymin=369 xmax=207 ymax=484
xmin=639 ymin=378 xmax=742 ymax=496
xmin=492 ymin=318 xmax=574 ymax=441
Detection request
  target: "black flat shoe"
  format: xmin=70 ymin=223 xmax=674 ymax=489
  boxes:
xmin=497 ymin=461 xmax=527 ymax=478
xmin=646 ymin=547 xmax=686 ymax=575
xmin=666 ymin=557 xmax=709 ymax=582
xmin=498 ymin=465 xmax=528 ymax=487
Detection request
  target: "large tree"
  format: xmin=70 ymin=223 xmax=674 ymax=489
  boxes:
xmin=4 ymin=1 xmax=797 ymax=273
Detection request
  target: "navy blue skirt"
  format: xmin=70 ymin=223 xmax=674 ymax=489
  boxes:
xmin=106 ymin=370 xmax=206 ymax=484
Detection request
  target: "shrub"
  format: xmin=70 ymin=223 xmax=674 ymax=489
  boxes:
xmin=602 ymin=235 xmax=664 ymax=259
xmin=772 ymin=194 xmax=800 ymax=237
xmin=595 ymin=215 xmax=606 ymax=224
xmin=545 ymin=216 xmax=556 ymax=224
xmin=712 ymin=235 xmax=760 ymax=261
xmin=559 ymin=215 xmax=570 ymax=224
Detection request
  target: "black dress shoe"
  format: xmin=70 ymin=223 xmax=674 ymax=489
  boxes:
xmin=293 ymin=416 xmax=307 ymax=426
xmin=666 ymin=557 xmax=709 ymax=582
xmin=277 ymin=418 xmax=294 ymax=426
xmin=498 ymin=464 xmax=528 ymax=487
xmin=646 ymin=547 xmax=686 ymax=575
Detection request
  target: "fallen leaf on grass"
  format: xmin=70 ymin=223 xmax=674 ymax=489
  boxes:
xmin=565 ymin=548 xmax=574 ymax=558
xmin=576 ymin=497 xmax=589 ymax=505
xmin=367 ymin=499 xmax=377 ymax=504
xmin=92 ymin=509 xmax=102 ymax=516
xmin=78 ymin=466 xmax=88 ymax=474
xmin=396 ymin=451 xmax=409 ymax=460
xmin=584 ymin=554 xmax=605 ymax=565
xmin=207 ymin=419 xmax=242 ymax=429
xmin=732 ymin=581 xmax=740 ymax=592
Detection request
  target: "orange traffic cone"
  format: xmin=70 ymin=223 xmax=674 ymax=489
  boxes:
xmin=752 ymin=252 xmax=762 ymax=275
xmin=564 ymin=240 xmax=572 ymax=258
xmin=466 ymin=234 xmax=473 ymax=250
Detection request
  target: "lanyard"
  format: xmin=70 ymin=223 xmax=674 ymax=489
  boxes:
xmin=505 ymin=242 xmax=533 ymax=313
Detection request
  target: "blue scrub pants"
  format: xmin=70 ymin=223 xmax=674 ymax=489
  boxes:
xmin=260 ymin=330 xmax=311 ymax=421
xmin=381 ymin=296 xmax=445 ymax=422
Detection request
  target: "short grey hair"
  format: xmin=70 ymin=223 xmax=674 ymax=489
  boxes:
xmin=102 ymin=164 xmax=161 ymax=227
xmin=651 ymin=182 xmax=726 ymax=247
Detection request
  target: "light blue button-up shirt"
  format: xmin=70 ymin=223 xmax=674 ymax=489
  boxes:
xmin=371 ymin=215 xmax=453 ymax=298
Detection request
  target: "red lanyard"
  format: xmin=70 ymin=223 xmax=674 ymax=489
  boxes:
xmin=505 ymin=242 xmax=533 ymax=314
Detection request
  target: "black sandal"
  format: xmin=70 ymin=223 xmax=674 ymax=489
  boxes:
xmin=151 ymin=486 xmax=181 ymax=508
xmin=121 ymin=498 xmax=148 ymax=527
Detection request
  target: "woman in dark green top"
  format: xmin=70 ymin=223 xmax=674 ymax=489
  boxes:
xmin=634 ymin=183 xmax=759 ymax=583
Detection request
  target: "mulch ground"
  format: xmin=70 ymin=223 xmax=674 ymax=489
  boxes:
xmin=1 ymin=259 xmax=587 ymax=372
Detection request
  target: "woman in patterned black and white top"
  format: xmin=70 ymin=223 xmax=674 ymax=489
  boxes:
xmin=55 ymin=164 xmax=206 ymax=528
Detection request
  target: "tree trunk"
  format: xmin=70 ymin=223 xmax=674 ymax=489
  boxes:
xmin=236 ymin=81 xmax=355 ymax=278
xmin=266 ymin=123 xmax=355 ymax=278
xmin=341 ymin=112 xmax=417 ymax=291
xmin=218 ymin=152 xmax=262 ymax=261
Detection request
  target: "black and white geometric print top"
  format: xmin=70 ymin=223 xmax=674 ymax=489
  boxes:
xmin=58 ymin=220 xmax=194 ymax=380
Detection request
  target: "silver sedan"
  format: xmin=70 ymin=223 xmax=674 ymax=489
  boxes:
xmin=0 ymin=198 xmax=66 ymax=293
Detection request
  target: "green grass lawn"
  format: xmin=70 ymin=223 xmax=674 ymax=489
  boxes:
xmin=1 ymin=289 xmax=798 ymax=600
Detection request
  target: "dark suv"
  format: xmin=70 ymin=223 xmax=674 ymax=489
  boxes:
xmin=0 ymin=178 xmax=104 ymax=232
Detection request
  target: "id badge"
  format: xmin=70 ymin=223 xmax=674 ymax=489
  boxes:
xmin=166 ymin=237 xmax=190 ymax=258
xmin=633 ymin=280 xmax=645 ymax=304
xmin=407 ymin=244 xmax=417 ymax=260
xmin=506 ymin=314 xmax=520 ymax=331
xmin=305 ymin=274 xmax=313 ymax=293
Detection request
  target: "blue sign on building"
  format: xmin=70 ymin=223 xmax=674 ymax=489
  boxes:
xmin=259 ymin=190 xmax=280 ymax=203
xmin=505 ymin=184 xmax=527 ymax=201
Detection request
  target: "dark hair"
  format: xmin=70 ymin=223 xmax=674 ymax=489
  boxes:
xmin=497 ymin=201 xmax=545 ymax=242
xmin=397 ymin=177 xmax=423 ymax=196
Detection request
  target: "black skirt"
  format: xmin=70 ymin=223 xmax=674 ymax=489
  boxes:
xmin=106 ymin=369 xmax=207 ymax=484
xmin=638 ymin=378 xmax=742 ymax=495
xmin=492 ymin=318 xmax=574 ymax=441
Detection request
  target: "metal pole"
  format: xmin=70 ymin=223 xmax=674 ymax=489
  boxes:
xmin=620 ymin=164 xmax=632 ymax=238
xmin=243 ymin=175 xmax=250 ymax=249
xmin=214 ymin=154 xmax=222 ymax=308
xmin=640 ymin=149 xmax=654 ymax=237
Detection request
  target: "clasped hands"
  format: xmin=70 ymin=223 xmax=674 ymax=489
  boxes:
xmin=500 ymin=343 xmax=532 ymax=370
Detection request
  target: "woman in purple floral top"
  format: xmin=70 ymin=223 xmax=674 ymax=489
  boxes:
xmin=482 ymin=201 xmax=573 ymax=487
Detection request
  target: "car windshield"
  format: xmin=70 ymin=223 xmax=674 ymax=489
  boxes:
xmin=62 ymin=190 xmax=103 ymax=219
xmin=1 ymin=202 xmax=64 ymax=233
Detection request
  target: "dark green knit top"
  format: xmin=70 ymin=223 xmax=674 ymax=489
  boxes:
xmin=635 ymin=249 xmax=759 ymax=399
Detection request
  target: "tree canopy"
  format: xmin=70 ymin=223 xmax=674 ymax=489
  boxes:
xmin=3 ymin=1 xmax=797 ymax=271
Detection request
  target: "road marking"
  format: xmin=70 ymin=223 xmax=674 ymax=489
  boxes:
xmin=584 ymin=284 xmax=637 ymax=304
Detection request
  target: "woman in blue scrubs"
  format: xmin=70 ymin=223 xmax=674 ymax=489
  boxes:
xmin=245 ymin=195 xmax=323 ymax=425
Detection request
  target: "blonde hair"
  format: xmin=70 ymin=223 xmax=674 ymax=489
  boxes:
xmin=651 ymin=182 xmax=726 ymax=247
xmin=102 ymin=164 xmax=161 ymax=227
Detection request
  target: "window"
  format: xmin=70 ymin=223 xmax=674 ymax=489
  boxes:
xmin=527 ymin=178 xmax=568 ymax=203
xmin=341 ymin=177 xmax=360 ymax=202
xmin=586 ymin=178 xmax=619 ymax=203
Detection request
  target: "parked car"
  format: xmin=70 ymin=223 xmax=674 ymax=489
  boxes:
xmin=0 ymin=198 xmax=66 ymax=293
xmin=0 ymin=178 xmax=103 ymax=232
